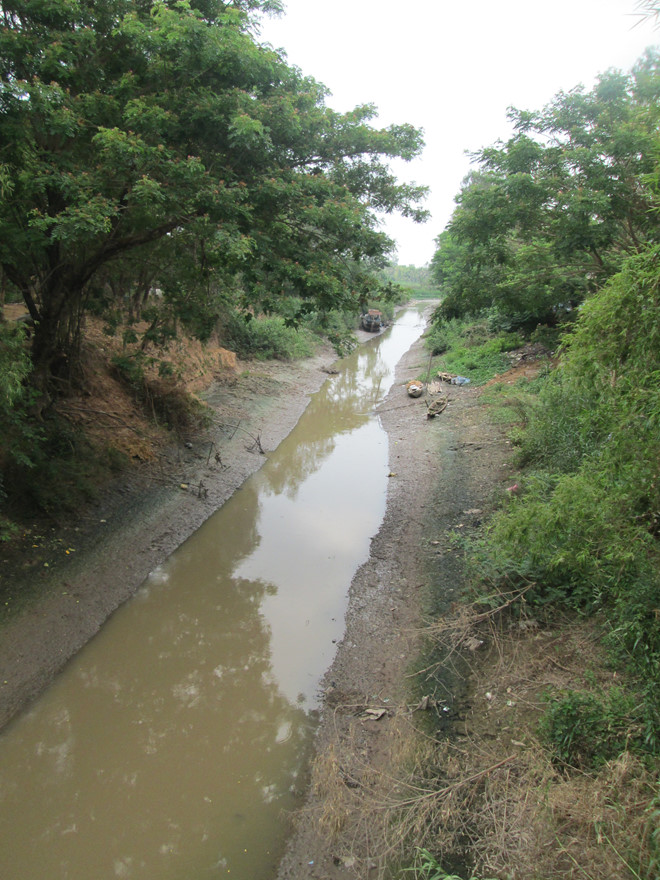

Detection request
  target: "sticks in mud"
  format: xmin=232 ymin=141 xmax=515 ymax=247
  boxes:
xmin=210 ymin=417 xmax=266 ymax=454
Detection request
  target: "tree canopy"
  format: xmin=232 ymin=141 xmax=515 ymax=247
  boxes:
xmin=0 ymin=0 xmax=427 ymax=385
xmin=431 ymin=50 xmax=660 ymax=326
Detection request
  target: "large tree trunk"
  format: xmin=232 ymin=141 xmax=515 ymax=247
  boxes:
xmin=29 ymin=275 xmax=85 ymax=392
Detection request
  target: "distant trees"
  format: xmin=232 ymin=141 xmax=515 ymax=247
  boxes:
xmin=0 ymin=0 xmax=427 ymax=388
xmin=382 ymin=263 xmax=433 ymax=291
xmin=431 ymin=50 xmax=660 ymax=326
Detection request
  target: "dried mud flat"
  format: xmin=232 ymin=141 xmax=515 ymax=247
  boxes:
xmin=0 ymin=315 xmax=514 ymax=878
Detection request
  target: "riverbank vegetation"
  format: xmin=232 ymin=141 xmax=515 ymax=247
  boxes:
xmin=0 ymin=0 xmax=426 ymax=538
xmin=383 ymin=264 xmax=437 ymax=299
xmin=398 ymin=47 xmax=660 ymax=880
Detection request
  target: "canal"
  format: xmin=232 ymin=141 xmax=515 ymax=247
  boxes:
xmin=0 ymin=307 xmax=427 ymax=880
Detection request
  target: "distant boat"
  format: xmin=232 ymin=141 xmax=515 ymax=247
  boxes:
xmin=361 ymin=309 xmax=383 ymax=332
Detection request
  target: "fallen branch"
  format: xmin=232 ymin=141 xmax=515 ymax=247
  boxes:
xmin=244 ymin=432 xmax=265 ymax=454
xmin=380 ymin=755 xmax=517 ymax=810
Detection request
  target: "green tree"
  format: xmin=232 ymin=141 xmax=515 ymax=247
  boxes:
xmin=0 ymin=0 xmax=427 ymax=388
xmin=431 ymin=51 xmax=660 ymax=326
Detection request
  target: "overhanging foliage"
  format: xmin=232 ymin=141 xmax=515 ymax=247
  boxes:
xmin=0 ymin=0 xmax=427 ymax=385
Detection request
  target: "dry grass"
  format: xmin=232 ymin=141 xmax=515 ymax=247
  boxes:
xmin=299 ymin=597 xmax=659 ymax=879
xmin=52 ymin=316 xmax=236 ymax=462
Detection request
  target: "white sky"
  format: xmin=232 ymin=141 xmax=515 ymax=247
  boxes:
xmin=259 ymin=0 xmax=660 ymax=267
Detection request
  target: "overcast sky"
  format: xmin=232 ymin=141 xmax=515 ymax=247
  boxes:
xmin=259 ymin=0 xmax=659 ymax=267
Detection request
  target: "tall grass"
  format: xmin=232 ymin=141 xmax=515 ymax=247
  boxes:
xmin=221 ymin=312 xmax=316 ymax=360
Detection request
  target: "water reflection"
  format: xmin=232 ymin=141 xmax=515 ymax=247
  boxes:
xmin=0 ymin=308 xmax=426 ymax=880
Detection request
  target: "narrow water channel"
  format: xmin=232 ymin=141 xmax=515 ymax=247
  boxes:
xmin=0 ymin=307 xmax=427 ymax=880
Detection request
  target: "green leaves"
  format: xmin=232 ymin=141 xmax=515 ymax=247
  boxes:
xmin=465 ymin=244 xmax=660 ymax=746
xmin=432 ymin=52 xmax=660 ymax=326
xmin=1 ymin=0 xmax=427 ymax=382
xmin=0 ymin=324 xmax=31 ymax=410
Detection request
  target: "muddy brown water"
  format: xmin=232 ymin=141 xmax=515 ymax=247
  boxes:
xmin=0 ymin=308 xmax=427 ymax=880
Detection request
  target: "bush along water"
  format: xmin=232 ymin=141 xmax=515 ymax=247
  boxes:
xmin=472 ymin=244 xmax=660 ymax=761
xmin=426 ymin=315 xmax=524 ymax=385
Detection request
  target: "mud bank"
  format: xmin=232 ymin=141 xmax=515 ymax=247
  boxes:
xmin=277 ymin=333 xmax=512 ymax=879
xmin=0 ymin=343 xmax=337 ymax=731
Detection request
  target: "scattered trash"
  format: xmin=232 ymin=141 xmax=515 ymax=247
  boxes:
xmin=426 ymin=396 xmax=448 ymax=418
xmin=506 ymin=483 xmax=519 ymax=493
xmin=361 ymin=309 xmax=383 ymax=332
xmin=451 ymin=375 xmax=470 ymax=385
xmin=362 ymin=708 xmax=388 ymax=721
xmin=406 ymin=380 xmax=424 ymax=398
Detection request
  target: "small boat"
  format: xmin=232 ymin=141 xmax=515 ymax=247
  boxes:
xmin=361 ymin=309 xmax=383 ymax=332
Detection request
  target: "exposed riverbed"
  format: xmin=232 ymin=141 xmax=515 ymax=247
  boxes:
xmin=0 ymin=309 xmax=431 ymax=879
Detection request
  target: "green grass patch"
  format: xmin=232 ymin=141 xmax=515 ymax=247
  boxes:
xmin=539 ymin=686 xmax=647 ymax=770
xmin=425 ymin=317 xmax=523 ymax=385
xmin=222 ymin=312 xmax=317 ymax=360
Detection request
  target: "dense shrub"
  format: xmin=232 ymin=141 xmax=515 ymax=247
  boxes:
xmin=540 ymin=687 xmax=645 ymax=770
xmin=471 ymin=245 xmax=660 ymax=749
xmin=221 ymin=313 xmax=315 ymax=360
